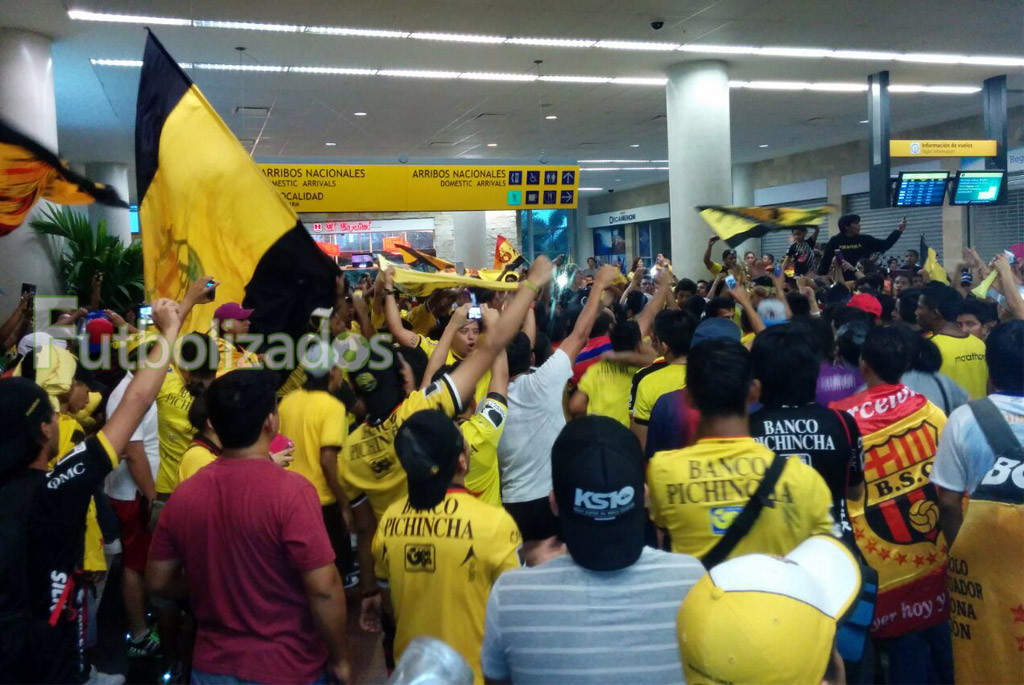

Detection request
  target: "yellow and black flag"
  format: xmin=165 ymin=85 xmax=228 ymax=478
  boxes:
xmin=392 ymin=243 xmax=454 ymax=272
xmin=0 ymin=118 xmax=127 ymax=237
xmin=493 ymin=234 xmax=526 ymax=270
xmin=135 ymin=32 xmax=338 ymax=339
xmin=697 ymin=205 xmax=834 ymax=247
xmin=920 ymin=236 xmax=949 ymax=285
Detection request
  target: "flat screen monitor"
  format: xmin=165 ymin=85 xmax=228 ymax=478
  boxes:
xmin=951 ymin=170 xmax=1006 ymax=205
xmin=350 ymin=253 xmax=374 ymax=269
xmin=893 ymin=171 xmax=949 ymax=207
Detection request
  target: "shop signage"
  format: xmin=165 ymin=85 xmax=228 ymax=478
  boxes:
xmin=890 ymin=140 xmax=997 ymax=157
xmin=308 ymin=218 xmax=435 ymax=234
xmin=585 ymin=202 xmax=670 ymax=229
xmin=260 ymin=164 xmax=579 ymax=212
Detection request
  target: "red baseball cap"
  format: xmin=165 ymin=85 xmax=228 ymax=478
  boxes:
xmin=213 ymin=302 xmax=254 ymax=321
xmin=847 ymin=293 xmax=882 ymax=318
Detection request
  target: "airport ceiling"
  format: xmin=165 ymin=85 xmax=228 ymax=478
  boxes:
xmin=1 ymin=0 xmax=1022 ymax=198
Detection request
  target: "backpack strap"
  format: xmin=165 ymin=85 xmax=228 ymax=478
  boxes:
xmin=967 ymin=398 xmax=1024 ymax=460
xmin=701 ymin=456 xmax=789 ymax=570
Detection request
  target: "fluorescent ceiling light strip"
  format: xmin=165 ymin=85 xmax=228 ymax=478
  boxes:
xmin=410 ymin=32 xmax=505 ymax=43
xmin=305 ymin=26 xmax=409 ymax=38
xmin=460 ymin=72 xmax=537 ymax=81
xmin=68 ymin=10 xmax=1024 ymax=67
xmin=539 ymin=75 xmax=610 ymax=83
xmin=377 ymin=69 xmax=461 ymax=79
xmin=193 ymin=19 xmax=300 ymax=32
xmin=581 ymin=167 xmax=669 ymax=171
xmin=506 ymin=37 xmax=595 ymax=48
xmin=595 ymin=40 xmax=680 ymax=51
xmin=85 ymin=58 xmax=984 ymax=93
xmin=69 ymin=9 xmax=190 ymax=25
xmin=578 ymin=187 xmax=604 ymax=191
xmin=578 ymin=159 xmax=653 ymax=163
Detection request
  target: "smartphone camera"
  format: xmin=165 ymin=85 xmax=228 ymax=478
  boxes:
xmin=206 ymin=279 xmax=216 ymax=301
xmin=139 ymin=304 xmax=154 ymax=326
xmin=725 ymin=275 xmax=737 ymax=290
xmin=468 ymin=293 xmax=482 ymax=321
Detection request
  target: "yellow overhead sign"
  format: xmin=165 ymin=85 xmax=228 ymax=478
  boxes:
xmin=259 ymin=164 xmax=579 ymax=212
xmin=890 ymin=140 xmax=997 ymax=157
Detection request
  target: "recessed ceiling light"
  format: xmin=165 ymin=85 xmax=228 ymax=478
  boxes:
xmin=759 ymin=144 xmax=769 ymax=148
xmin=487 ymin=143 xmax=498 ymax=147
xmin=353 ymin=112 xmax=367 ymax=116
xmin=325 ymin=142 xmax=337 ymax=146
xmin=615 ymin=178 xmax=622 ymax=182
xmin=860 ymin=119 xmax=869 ymax=123
xmin=545 ymin=115 xmax=558 ymax=120
xmin=630 ymin=144 xmax=640 ymax=148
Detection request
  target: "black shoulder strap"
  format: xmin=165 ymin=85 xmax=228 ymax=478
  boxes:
xmin=701 ymin=456 xmax=789 ymax=570
xmin=967 ymin=398 xmax=1024 ymax=460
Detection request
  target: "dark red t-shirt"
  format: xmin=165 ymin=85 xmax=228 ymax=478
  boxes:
xmin=150 ymin=458 xmax=335 ymax=682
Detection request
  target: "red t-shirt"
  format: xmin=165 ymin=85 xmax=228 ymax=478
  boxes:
xmin=150 ymin=458 xmax=335 ymax=682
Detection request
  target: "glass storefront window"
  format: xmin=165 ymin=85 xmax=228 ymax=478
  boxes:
xmin=520 ymin=209 xmax=573 ymax=261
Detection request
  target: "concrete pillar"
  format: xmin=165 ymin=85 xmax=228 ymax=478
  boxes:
xmin=452 ymin=211 xmax=486 ymax=269
xmin=574 ymin=196 xmax=593 ymax=265
xmin=940 ymin=158 xmax=965 ymax=266
xmin=0 ymin=29 xmax=60 ymax=318
xmin=86 ymin=162 xmax=131 ymax=244
xmin=666 ymin=61 xmax=732 ymax=279
xmin=731 ymin=163 xmax=760 ymax=258
xmin=826 ymin=175 xmax=843 ymax=237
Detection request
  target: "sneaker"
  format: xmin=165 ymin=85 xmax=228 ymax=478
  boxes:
xmin=87 ymin=665 xmax=126 ymax=685
xmin=127 ymin=629 xmax=162 ymax=658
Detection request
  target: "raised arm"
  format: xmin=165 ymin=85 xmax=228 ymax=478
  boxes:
xmin=422 ymin=304 xmax=469 ymax=389
xmin=728 ymin=284 xmax=765 ymax=335
xmin=636 ymin=268 xmax=672 ymax=338
xmin=993 ymin=254 xmax=1024 ymax=320
xmin=382 ymin=268 xmax=420 ymax=348
xmin=350 ymin=290 xmax=375 ymax=339
xmin=488 ymin=349 xmax=510 ymax=398
xmin=101 ymin=299 xmax=183 ymax=456
xmin=560 ymin=265 xmax=618 ymax=363
xmin=522 ymin=306 xmax=537 ymax=348
xmin=447 ymin=258 xmax=553 ymax=404
xmin=768 ymin=272 xmax=793 ymax=320
xmin=703 ymin=236 xmax=719 ymax=272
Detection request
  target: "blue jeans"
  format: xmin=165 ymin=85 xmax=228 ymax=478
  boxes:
xmin=877 ymin=622 xmax=954 ymax=685
xmin=192 ymin=669 xmax=328 ymax=685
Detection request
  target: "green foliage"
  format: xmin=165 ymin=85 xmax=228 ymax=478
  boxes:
xmin=30 ymin=205 xmax=144 ymax=313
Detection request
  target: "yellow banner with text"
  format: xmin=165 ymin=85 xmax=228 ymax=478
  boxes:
xmin=259 ymin=163 xmax=579 ymax=212
xmin=890 ymin=140 xmax=997 ymax=157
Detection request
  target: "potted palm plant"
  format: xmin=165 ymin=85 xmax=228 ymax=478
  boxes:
xmin=30 ymin=205 xmax=144 ymax=314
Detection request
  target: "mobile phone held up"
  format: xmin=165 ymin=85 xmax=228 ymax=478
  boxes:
xmin=725 ymin=275 xmax=737 ymax=290
xmin=468 ymin=292 xmax=482 ymax=321
xmin=206 ymin=279 xmax=216 ymax=301
xmin=138 ymin=304 xmax=154 ymax=326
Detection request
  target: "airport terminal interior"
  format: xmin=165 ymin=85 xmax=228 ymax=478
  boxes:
xmin=0 ymin=1 xmax=1022 ymax=684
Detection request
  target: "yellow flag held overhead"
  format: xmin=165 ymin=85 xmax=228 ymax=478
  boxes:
xmin=135 ymin=32 xmax=338 ymax=338
xmin=697 ymin=205 xmax=834 ymax=247
xmin=0 ymin=118 xmax=127 ymax=237
xmin=392 ymin=243 xmax=455 ymax=272
xmin=378 ymin=256 xmax=519 ymax=297
xmin=920 ymin=237 xmax=949 ymax=285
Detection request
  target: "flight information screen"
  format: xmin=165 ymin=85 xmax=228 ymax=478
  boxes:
xmin=951 ymin=171 xmax=1005 ymax=205
xmin=893 ymin=172 xmax=949 ymax=207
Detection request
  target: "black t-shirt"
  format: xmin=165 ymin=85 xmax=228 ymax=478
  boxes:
xmin=749 ymin=403 xmax=863 ymax=544
xmin=0 ymin=435 xmax=115 ymax=683
xmin=786 ymin=236 xmax=818 ymax=276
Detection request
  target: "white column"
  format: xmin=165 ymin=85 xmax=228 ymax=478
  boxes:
xmin=666 ymin=61 xmax=732 ymax=279
xmin=0 ymin=29 xmax=60 ymax=317
xmin=731 ymin=162 xmax=760 ymax=258
xmin=452 ymin=211 xmax=486 ymax=268
xmin=86 ymin=162 xmax=132 ymax=244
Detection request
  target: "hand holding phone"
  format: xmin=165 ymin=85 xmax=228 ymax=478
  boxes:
xmin=725 ymin=275 xmax=738 ymax=290
xmin=467 ymin=292 xmax=482 ymax=321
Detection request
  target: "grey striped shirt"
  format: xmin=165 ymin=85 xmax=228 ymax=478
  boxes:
xmin=481 ymin=547 xmax=704 ymax=683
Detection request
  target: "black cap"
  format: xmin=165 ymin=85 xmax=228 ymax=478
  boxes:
xmin=395 ymin=410 xmax=464 ymax=510
xmin=0 ymin=378 xmax=55 ymax=480
xmin=352 ymin=366 xmax=404 ymax=426
xmin=551 ymin=416 xmax=646 ymax=571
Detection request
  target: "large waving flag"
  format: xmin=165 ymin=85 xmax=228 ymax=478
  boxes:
xmin=697 ymin=205 xmax=834 ymax=247
xmin=0 ymin=118 xmax=127 ymax=237
xmin=378 ymin=256 xmax=518 ymax=296
xmin=920 ymin=236 xmax=949 ymax=285
xmin=135 ymin=32 xmax=338 ymax=339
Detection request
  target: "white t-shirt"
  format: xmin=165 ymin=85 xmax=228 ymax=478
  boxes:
xmin=497 ymin=349 xmax=572 ymax=503
xmin=931 ymin=394 xmax=1024 ymax=494
xmin=104 ymin=372 xmax=161 ymax=501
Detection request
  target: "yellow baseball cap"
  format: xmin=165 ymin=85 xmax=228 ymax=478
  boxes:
xmin=677 ymin=536 xmax=861 ymax=685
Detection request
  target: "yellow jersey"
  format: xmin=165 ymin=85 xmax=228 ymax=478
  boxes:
xmin=277 ymin=389 xmax=348 ymax=506
xmin=340 ymin=375 xmax=462 ymax=522
xmin=409 ymin=305 xmax=437 ymax=336
xmin=632 ymin=362 xmax=687 ymax=425
xmin=155 ymin=368 xmax=196 ymax=494
xmin=578 ymin=361 xmax=640 ymax=428
xmin=417 ymin=336 xmax=490 ymax=404
xmin=177 ymin=437 xmax=220 ymax=483
xmin=930 ymin=333 xmax=988 ymax=399
xmin=462 ymin=394 xmax=507 ymax=507
xmin=373 ymin=489 xmax=521 ymax=682
xmin=647 ymin=437 xmax=834 ymax=560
